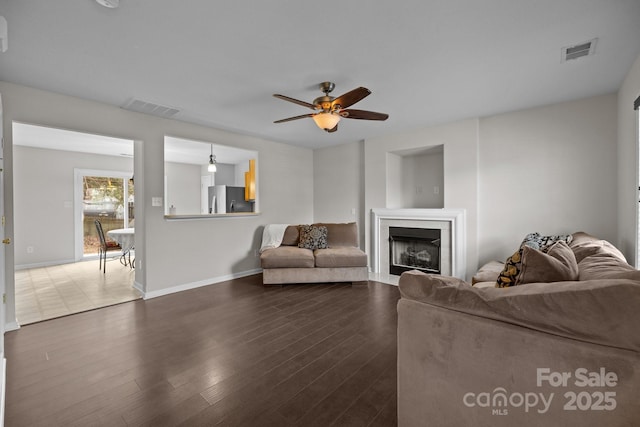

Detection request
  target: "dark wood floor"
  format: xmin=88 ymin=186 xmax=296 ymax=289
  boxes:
xmin=4 ymin=275 xmax=400 ymax=426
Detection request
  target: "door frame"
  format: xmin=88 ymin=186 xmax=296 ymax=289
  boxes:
xmin=635 ymin=96 xmax=640 ymax=268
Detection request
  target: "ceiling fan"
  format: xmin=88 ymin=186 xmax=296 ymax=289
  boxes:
xmin=273 ymin=82 xmax=389 ymax=133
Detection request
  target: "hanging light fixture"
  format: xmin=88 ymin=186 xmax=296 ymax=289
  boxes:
xmin=312 ymin=112 xmax=341 ymax=131
xmin=208 ymin=144 xmax=217 ymax=172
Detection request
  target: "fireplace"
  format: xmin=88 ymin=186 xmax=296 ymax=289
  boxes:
xmin=371 ymin=208 xmax=466 ymax=284
xmin=389 ymin=227 xmax=441 ymax=275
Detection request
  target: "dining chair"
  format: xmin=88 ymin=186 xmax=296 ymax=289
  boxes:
xmin=95 ymin=219 xmax=121 ymax=274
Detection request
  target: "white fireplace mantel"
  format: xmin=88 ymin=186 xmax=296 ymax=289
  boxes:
xmin=371 ymin=208 xmax=466 ymax=283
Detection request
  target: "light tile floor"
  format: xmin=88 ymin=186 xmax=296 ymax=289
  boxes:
xmin=15 ymin=256 xmax=141 ymax=325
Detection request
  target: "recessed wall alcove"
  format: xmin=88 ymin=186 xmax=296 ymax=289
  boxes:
xmin=386 ymin=145 xmax=444 ymax=209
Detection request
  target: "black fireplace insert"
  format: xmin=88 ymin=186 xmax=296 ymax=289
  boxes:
xmin=389 ymin=226 xmax=441 ymax=276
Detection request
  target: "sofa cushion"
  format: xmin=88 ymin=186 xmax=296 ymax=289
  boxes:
xmin=298 ymin=225 xmax=328 ymax=250
xmin=281 ymin=225 xmax=300 ymax=246
xmin=314 ymin=222 xmax=359 ymax=247
xmin=569 ymin=232 xmax=626 ymax=264
xmin=471 ymin=260 xmax=504 ymax=285
xmin=578 ymin=252 xmax=638 ymax=280
xmin=517 ymin=241 xmax=578 ymax=284
xmin=314 ymin=247 xmax=368 ymax=268
xmin=399 ymin=269 xmax=640 ymax=352
xmin=472 ymin=281 xmax=497 ymax=289
xmin=260 ymin=246 xmax=315 ymax=268
xmin=569 ymin=231 xmax=600 ymax=246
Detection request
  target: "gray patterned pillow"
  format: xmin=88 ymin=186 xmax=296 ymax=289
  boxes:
xmin=525 ymin=232 xmax=574 ymax=252
xmin=298 ymin=225 xmax=328 ymax=250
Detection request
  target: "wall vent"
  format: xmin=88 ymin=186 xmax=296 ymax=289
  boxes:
xmin=121 ymin=98 xmax=180 ymax=118
xmin=562 ymin=38 xmax=597 ymax=62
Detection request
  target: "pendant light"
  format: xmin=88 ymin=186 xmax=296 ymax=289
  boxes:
xmin=208 ymin=144 xmax=217 ymax=172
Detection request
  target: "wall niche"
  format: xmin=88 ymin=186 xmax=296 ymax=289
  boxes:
xmin=386 ymin=145 xmax=444 ymax=209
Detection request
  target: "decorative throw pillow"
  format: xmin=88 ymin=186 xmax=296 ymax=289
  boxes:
xmin=281 ymin=225 xmax=300 ymax=246
xmin=520 ymin=232 xmax=574 ymax=251
xmin=496 ymin=232 xmax=574 ymax=288
xmin=298 ymin=225 xmax=328 ymax=250
xmin=536 ymin=233 xmax=574 ymax=251
xmin=495 ymin=247 xmax=522 ymax=287
xmin=516 ymin=241 xmax=579 ymax=285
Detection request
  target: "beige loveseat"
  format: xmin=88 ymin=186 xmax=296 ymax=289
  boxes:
xmin=260 ymin=222 xmax=368 ymax=285
xmin=397 ymin=232 xmax=640 ymax=426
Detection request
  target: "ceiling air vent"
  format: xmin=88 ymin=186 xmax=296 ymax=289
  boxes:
xmin=562 ymin=38 xmax=597 ymax=62
xmin=121 ymin=98 xmax=180 ymax=118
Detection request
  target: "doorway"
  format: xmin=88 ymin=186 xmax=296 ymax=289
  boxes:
xmin=12 ymin=122 xmax=140 ymax=325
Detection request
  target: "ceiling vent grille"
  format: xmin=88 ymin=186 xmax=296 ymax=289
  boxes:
xmin=562 ymin=38 xmax=597 ymax=62
xmin=121 ymin=99 xmax=180 ymax=118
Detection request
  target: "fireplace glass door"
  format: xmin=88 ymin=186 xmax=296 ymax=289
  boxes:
xmin=389 ymin=227 xmax=441 ymax=275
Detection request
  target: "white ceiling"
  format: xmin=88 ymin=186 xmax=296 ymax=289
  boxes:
xmin=2 ymin=1 xmax=640 ymax=150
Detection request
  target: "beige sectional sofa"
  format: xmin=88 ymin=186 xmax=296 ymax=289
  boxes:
xmin=397 ymin=232 xmax=640 ymax=426
xmin=260 ymin=222 xmax=368 ymax=285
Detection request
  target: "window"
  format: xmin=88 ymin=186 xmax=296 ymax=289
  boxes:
xmin=75 ymin=170 xmax=134 ymax=256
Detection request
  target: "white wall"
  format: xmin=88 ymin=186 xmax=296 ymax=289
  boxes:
xmin=385 ymin=152 xmax=403 ymax=209
xmin=215 ymin=163 xmax=237 ymax=186
xmin=234 ymin=160 xmax=250 ymax=187
xmin=384 ymin=150 xmax=445 ymax=209
xmin=400 ymin=151 xmax=444 ymax=209
xmin=617 ymin=53 xmax=640 ymax=265
xmin=1 ymin=81 xmax=314 ymax=309
xmin=313 ymin=141 xmax=365 ymax=247
xmin=164 ymin=161 xmax=201 ymax=216
xmin=13 ymin=145 xmax=133 ymax=266
xmin=478 ymin=93 xmax=618 ymax=264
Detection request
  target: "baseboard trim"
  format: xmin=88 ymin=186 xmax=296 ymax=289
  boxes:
xmin=140 ymin=268 xmax=263 ymax=300
xmin=0 ymin=354 xmax=5 ymax=427
xmin=368 ymin=272 xmax=399 ymax=286
xmin=133 ymin=280 xmax=144 ymax=295
xmin=15 ymin=258 xmax=77 ymax=270
xmin=4 ymin=321 xmax=20 ymax=332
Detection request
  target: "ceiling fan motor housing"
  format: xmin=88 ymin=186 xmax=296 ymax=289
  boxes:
xmin=319 ymin=81 xmax=335 ymax=94
xmin=313 ymin=96 xmax=335 ymax=111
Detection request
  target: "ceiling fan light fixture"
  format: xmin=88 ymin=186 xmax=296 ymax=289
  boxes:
xmin=313 ymin=112 xmax=341 ymax=131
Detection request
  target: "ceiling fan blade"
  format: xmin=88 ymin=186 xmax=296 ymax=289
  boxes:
xmin=331 ymin=87 xmax=371 ymax=109
xmin=327 ymin=124 xmax=338 ymax=133
xmin=273 ymin=94 xmax=317 ymax=110
xmin=274 ymin=113 xmax=314 ymax=123
xmin=341 ymin=109 xmax=389 ymax=121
